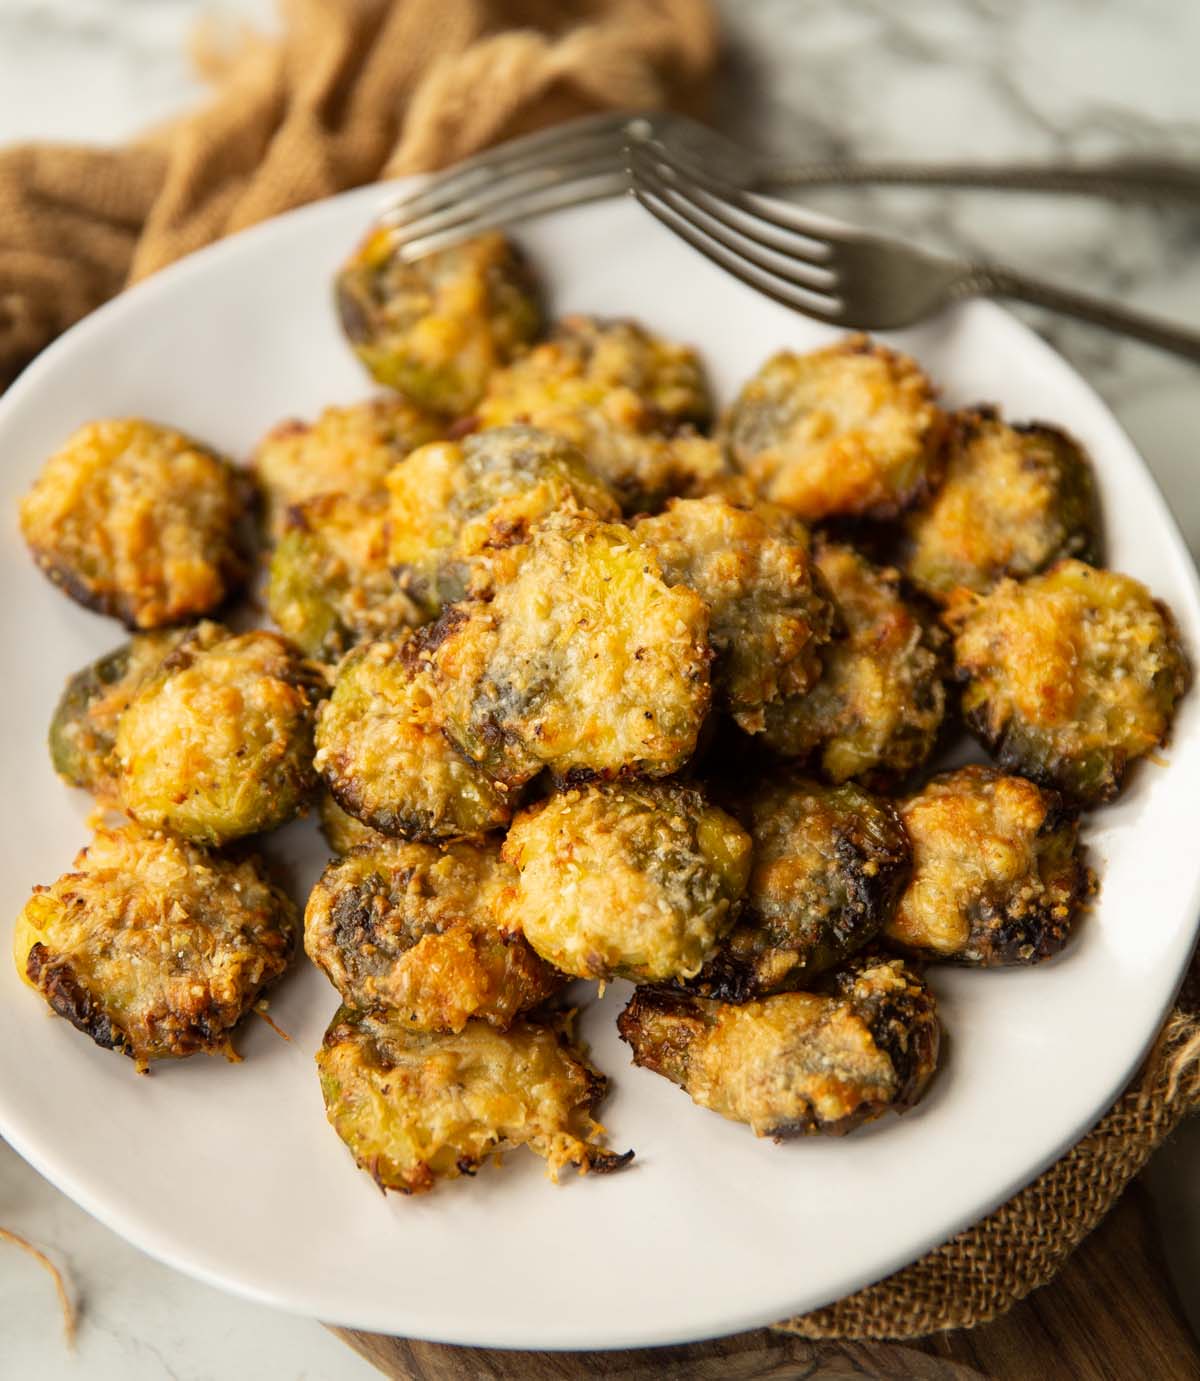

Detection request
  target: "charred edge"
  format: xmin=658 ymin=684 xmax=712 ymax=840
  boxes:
xmin=334 ymin=275 xmax=373 ymax=345
xmin=847 ymin=962 xmax=939 ymax=1112
xmin=325 ymin=776 xmax=442 ymax=846
xmin=403 ymin=605 xmax=469 ymax=664
xmin=32 ymin=551 xmax=142 ymax=631
xmin=26 ymin=942 xmax=133 ymax=1057
xmin=588 ymin=1147 xmax=635 ymax=1174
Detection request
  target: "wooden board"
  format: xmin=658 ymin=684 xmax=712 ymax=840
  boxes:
xmin=330 ymin=1181 xmax=1200 ymax=1381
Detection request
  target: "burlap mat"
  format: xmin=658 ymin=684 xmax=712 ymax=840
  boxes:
xmin=1 ymin=0 xmax=1197 ymax=1342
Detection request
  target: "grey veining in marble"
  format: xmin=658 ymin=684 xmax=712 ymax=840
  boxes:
xmin=2 ymin=1 xmax=1199 ymax=1376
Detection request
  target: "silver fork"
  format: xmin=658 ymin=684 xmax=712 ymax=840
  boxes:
xmin=626 ymin=134 xmax=1200 ymax=363
xmin=378 ymin=110 xmax=1200 ymax=262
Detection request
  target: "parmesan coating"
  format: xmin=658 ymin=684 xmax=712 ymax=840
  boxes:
xmin=253 ymin=397 xmax=442 ymax=536
xmin=317 ymin=1007 xmax=632 ymax=1194
xmin=335 ymin=229 xmax=542 ymax=415
xmin=949 ymin=560 xmax=1190 ymax=804
xmin=13 ymin=824 xmax=296 ymax=1069
xmin=500 ymin=781 xmax=752 ymax=982
xmin=761 ymin=541 xmax=945 ymax=786
xmin=477 ymin=314 xmax=724 ymax=511
xmin=431 ymin=508 xmax=712 ymax=787
xmin=633 ymin=496 xmax=835 ymax=732
xmin=114 ymin=623 xmax=326 ymax=845
xmin=266 ymin=491 xmax=424 ymax=661
xmin=48 ymin=630 xmax=190 ymax=796
xmin=314 ymin=633 xmax=513 ymax=843
xmin=885 ymin=765 xmax=1088 ymax=965
xmin=725 ymin=335 xmax=944 ymax=521
xmin=304 ymin=840 xmax=561 ymax=1030
xmin=691 ymin=778 xmax=911 ymax=999
xmin=618 ymin=952 xmax=939 ymax=1137
xmin=902 ymin=408 xmax=1101 ymax=602
xmin=19 ymin=418 xmax=248 ymax=629
xmin=386 ymin=425 xmax=619 ymax=613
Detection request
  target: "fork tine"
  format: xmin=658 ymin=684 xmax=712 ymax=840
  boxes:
xmin=629 ymin=185 xmax=842 ymax=323
xmin=388 ymin=152 xmax=622 ymax=247
xmin=396 ymin=172 xmax=630 ymax=261
xmin=631 ymin=132 xmax=852 ymax=247
xmin=628 ymin=148 xmax=838 ymax=295
xmin=381 ymin=113 xmax=634 ymax=224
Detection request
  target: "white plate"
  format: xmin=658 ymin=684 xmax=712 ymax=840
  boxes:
xmin=1 ymin=188 xmax=1198 ymax=1351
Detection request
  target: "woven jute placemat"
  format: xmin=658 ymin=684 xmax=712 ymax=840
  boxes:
xmin=2 ymin=0 xmax=1197 ymax=1340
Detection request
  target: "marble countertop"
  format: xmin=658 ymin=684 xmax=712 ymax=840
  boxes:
xmin=2 ymin=1 xmax=1198 ymax=1376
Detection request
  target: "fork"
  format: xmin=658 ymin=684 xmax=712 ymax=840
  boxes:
xmin=626 ymin=134 xmax=1200 ymax=363
xmin=379 ymin=111 xmax=1200 ymax=262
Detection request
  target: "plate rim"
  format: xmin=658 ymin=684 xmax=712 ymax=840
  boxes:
xmin=1 ymin=183 xmax=1198 ymax=1350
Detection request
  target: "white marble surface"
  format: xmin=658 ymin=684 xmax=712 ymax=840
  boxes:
xmin=2 ymin=0 xmax=1199 ymax=1376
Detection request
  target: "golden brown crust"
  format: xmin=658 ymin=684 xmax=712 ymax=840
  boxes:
xmin=253 ymin=397 xmax=442 ymax=537
xmin=314 ymin=632 xmax=514 ymax=842
xmin=884 ymin=765 xmax=1088 ymax=965
xmin=633 ymin=496 xmax=835 ymax=731
xmin=316 ymin=1007 xmax=632 ymax=1194
xmin=430 ymin=508 xmax=713 ymax=787
xmin=13 ymin=824 xmax=296 ymax=1068
xmin=335 ymin=230 xmax=542 ymax=415
xmin=114 ymin=623 xmax=326 ymax=845
xmin=725 ymin=335 xmax=945 ymax=521
xmin=386 ymin=425 xmax=619 ymax=613
xmin=689 ymin=778 xmax=911 ymax=999
xmin=499 ymin=781 xmax=752 ymax=982
xmin=477 ymin=314 xmax=722 ymax=511
xmin=304 ymin=840 xmax=561 ymax=1029
xmin=618 ymin=952 xmax=939 ymax=1137
xmin=901 ymin=408 xmax=1101 ymax=602
xmin=949 ymin=560 xmax=1191 ymax=804
xmin=48 ymin=630 xmax=190 ymax=795
xmin=19 ymin=419 xmax=248 ymax=629
xmin=760 ymin=540 xmax=946 ymax=786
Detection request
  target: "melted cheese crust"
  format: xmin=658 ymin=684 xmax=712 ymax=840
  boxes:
xmin=317 ymin=1008 xmax=628 ymax=1193
xmin=19 ymin=418 xmax=246 ymax=629
xmin=13 ymin=823 xmax=296 ymax=1068
xmin=634 ymin=496 xmax=834 ymax=731
xmin=500 ymin=781 xmax=751 ymax=982
xmin=726 ymin=335 xmax=944 ymax=521
xmin=305 ymin=840 xmax=560 ymax=1030
xmin=335 ymin=230 xmax=542 ymax=415
xmin=115 ymin=624 xmax=325 ymax=844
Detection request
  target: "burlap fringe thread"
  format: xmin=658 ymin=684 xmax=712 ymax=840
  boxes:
xmin=779 ymin=958 xmax=1200 ymax=1338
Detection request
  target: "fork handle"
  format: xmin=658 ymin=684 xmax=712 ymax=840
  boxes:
xmin=956 ymin=263 xmax=1200 ymax=363
xmin=760 ymin=158 xmax=1200 ymax=204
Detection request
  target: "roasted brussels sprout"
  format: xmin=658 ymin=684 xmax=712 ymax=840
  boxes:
xmin=618 ymin=952 xmax=939 ymax=1137
xmin=305 ymin=839 xmax=560 ymax=1030
xmin=387 ymin=425 xmax=619 ymax=611
xmin=318 ymin=790 xmax=392 ymax=855
xmin=266 ymin=492 xmax=425 ymax=663
xmin=48 ymin=629 xmax=190 ymax=794
xmin=13 ymin=823 xmax=296 ymax=1069
xmin=478 ymin=314 xmax=723 ymax=511
xmin=500 ymin=781 xmax=752 ymax=983
xmin=316 ymin=1006 xmax=632 ymax=1194
xmin=884 ymin=765 xmax=1088 ymax=966
xmin=253 ymin=397 xmax=442 ymax=536
xmin=633 ymin=496 xmax=835 ymax=731
xmin=725 ymin=335 xmax=945 ymax=521
xmin=901 ymin=408 xmax=1101 ymax=602
xmin=760 ymin=541 xmax=945 ymax=787
xmin=949 ymin=560 xmax=1190 ymax=804
xmin=335 ymin=229 xmax=542 ymax=415
xmin=19 ymin=418 xmax=249 ymax=629
xmin=114 ymin=623 xmax=326 ymax=845
xmin=432 ymin=508 xmax=712 ymax=787
xmin=314 ymin=633 xmax=513 ymax=842
xmin=690 ymin=778 xmax=911 ymax=1000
